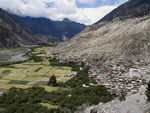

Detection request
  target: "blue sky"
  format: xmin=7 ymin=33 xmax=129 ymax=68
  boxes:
xmin=0 ymin=0 xmax=128 ymax=25
xmin=45 ymin=2 xmax=54 ymax=8
xmin=76 ymin=0 xmax=128 ymax=8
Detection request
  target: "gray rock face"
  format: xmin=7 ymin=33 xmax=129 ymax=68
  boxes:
xmin=0 ymin=27 xmax=20 ymax=48
xmin=0 ymin=8 xmax=38 ymax=48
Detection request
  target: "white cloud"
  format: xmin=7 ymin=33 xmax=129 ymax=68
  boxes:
xmin=0 ymin=0 xmax=118 ymax=25
xmin=77 ymin=0 xmax=94 ymax=4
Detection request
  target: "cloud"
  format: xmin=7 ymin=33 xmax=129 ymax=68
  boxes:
xmin=0 ymin=0 xmax=127 ymax=25
xmin=77 ymin=0 xmax=94 ymax=4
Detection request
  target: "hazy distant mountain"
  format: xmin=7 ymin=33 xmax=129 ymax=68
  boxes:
xmin=0 ymin=8 xmax=39 ymax=48
xmin=12 ymin=15 xmax=86 ymax=39
xmin=55 ymin=0 xmax=150 ymax=66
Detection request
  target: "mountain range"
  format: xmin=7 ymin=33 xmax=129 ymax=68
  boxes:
xmin=98 ymin=0 xmax=150 ymax=23
xmin=12 ymin=15 xmax=86 ymax=39
xmin=55 ymin=0 xmax=150 ymax=66
xmin=0 ymin=8 xmax=39 ymax=48
xmin=0 ymin=9 xmax=86 ymax=48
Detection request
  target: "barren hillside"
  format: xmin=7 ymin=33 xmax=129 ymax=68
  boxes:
xmin=54 ymin=0 xmax=150 ymax=66
xmin=55 ymin=16 xmax=150 ymax=65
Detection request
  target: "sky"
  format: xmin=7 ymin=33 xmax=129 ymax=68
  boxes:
xmin=0 ymin=0 xmax=128 ymax=25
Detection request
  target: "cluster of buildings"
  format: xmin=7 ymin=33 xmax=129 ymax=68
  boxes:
xmin=89 ymin=64 xmax=150 ymax=96
xmin=56 ymin=56 xmax=150 ymax=95
xmin=47 ymin=50 xmax=150 ymax=96
xmin=67 ymin=73 xmax=76 ymax=77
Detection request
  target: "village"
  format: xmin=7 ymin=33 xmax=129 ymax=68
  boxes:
xmin=88 ymin=65 xmax=149 ymax=96
xmin=50 ymin=51 xmax=150 ymax=96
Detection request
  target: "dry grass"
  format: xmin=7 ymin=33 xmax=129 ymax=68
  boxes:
xmin=41 ymin=86 xmax=58 ymax=92
xmin=0 ymin=79 xmax=10 ymax=84
xmin=57 ymin=77 xmax=71 ymax=82
xmin=40 ymin=103 xmax=58 ymax=109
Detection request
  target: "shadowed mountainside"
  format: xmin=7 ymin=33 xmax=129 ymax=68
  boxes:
xmin=12 ymin=15 xmax=86 ymax=39
xmin=0 ymin=8 xmax=39 ymax=48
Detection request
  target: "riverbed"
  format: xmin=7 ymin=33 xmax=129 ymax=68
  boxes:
xmin=0 ymin=48 xmax=30 ymax=62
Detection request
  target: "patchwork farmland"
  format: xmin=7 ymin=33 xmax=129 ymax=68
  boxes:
xmin=0 ymin=46 xmax=76 ymax=92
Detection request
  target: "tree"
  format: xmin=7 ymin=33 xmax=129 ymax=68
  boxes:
xmin=148 ymin=81 xmax=150 ymax=91
xmin=31 ymin=55 xmax=42 ymax=62
xmin=146 ymin=81 xmax=150 ymax=101
xmin=48 ymin=75 xmax=57 ymax=86
xmin=119 ymin=89 xmax=126 ymax=101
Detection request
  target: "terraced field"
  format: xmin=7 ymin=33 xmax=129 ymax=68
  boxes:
xmin=0 ymin=46 xmax=76 ymax=92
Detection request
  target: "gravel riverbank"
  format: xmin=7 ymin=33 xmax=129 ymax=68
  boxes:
xmin=0 ymin=48 xmax=30 ymax=62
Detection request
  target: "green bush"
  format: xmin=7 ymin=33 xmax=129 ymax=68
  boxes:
xmin=0 ymin=85 xmax=112 ymax=113
xmin=48 ymin=75 xmax=58 ymax=86
xmin=49 ymin=58 xmax=80 ymax=71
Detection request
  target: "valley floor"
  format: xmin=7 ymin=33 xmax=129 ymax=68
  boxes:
xmin=0 ymin=46 xmax=76 ymax=92
xmin=1 ymin=46 xmax=150 ymax=113
xmin=0 ymin=46 xmax=112 ymax=113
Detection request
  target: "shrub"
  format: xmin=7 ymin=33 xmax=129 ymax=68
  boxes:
xmin=48 ymin=75 xmax=57 ymax=86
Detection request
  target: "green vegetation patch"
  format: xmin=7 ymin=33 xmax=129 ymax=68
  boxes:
xmin=33 ymin=81 xmax=48 ymax=86
xmin=0 ymin=60 xmax=28 ymax=68
xmin=34 ymin=67 xmax=43 ymax=72
xmin=2 ymin=70 xmax=11 ymax=75
xmin=0 ymin=85 xmax=112 ymax=113
xmin=9 ymin=80 xmax=29 ymax=85
xmin=49 ymin=57 xmax=80 ymax=71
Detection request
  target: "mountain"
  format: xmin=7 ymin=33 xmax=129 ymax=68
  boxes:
xmin=55 ymin=0 xmax=150 ymax=67
xmin=12 ymin=15 xmax=86 ymax=39
xmin=0 ymin=8 xmax=39 ymax=48
xmin=98 ymin=0 xmax=150 ymax=23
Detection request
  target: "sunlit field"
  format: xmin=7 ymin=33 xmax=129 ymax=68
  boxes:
xmin=0 ymin=47 xmax=76 ymax=92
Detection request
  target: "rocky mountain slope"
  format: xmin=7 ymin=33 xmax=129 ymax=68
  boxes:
xmin=12 ymin=15 xmax=86 ymax=39
xmin=55 ymin=0 xmax=150 ymax=66
xmin=0 ymin=8 xmax=39 ymax=48
xmin=98 ymin=0 xmax=150 ymax=23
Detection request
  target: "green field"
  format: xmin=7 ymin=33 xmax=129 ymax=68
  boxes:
xmin=0 ymin=47 xmax=76 ymax=92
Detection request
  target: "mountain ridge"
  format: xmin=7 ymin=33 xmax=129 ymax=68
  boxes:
xmin=0 ymin=8 xmax=39 ymax=48
xmin=12 ymin=14 xmax=86 ymax=39
xmin=54 ymin=0 xmax=150 ymax=66
xmin=97 ymin=0 xmax=150 ymax=23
